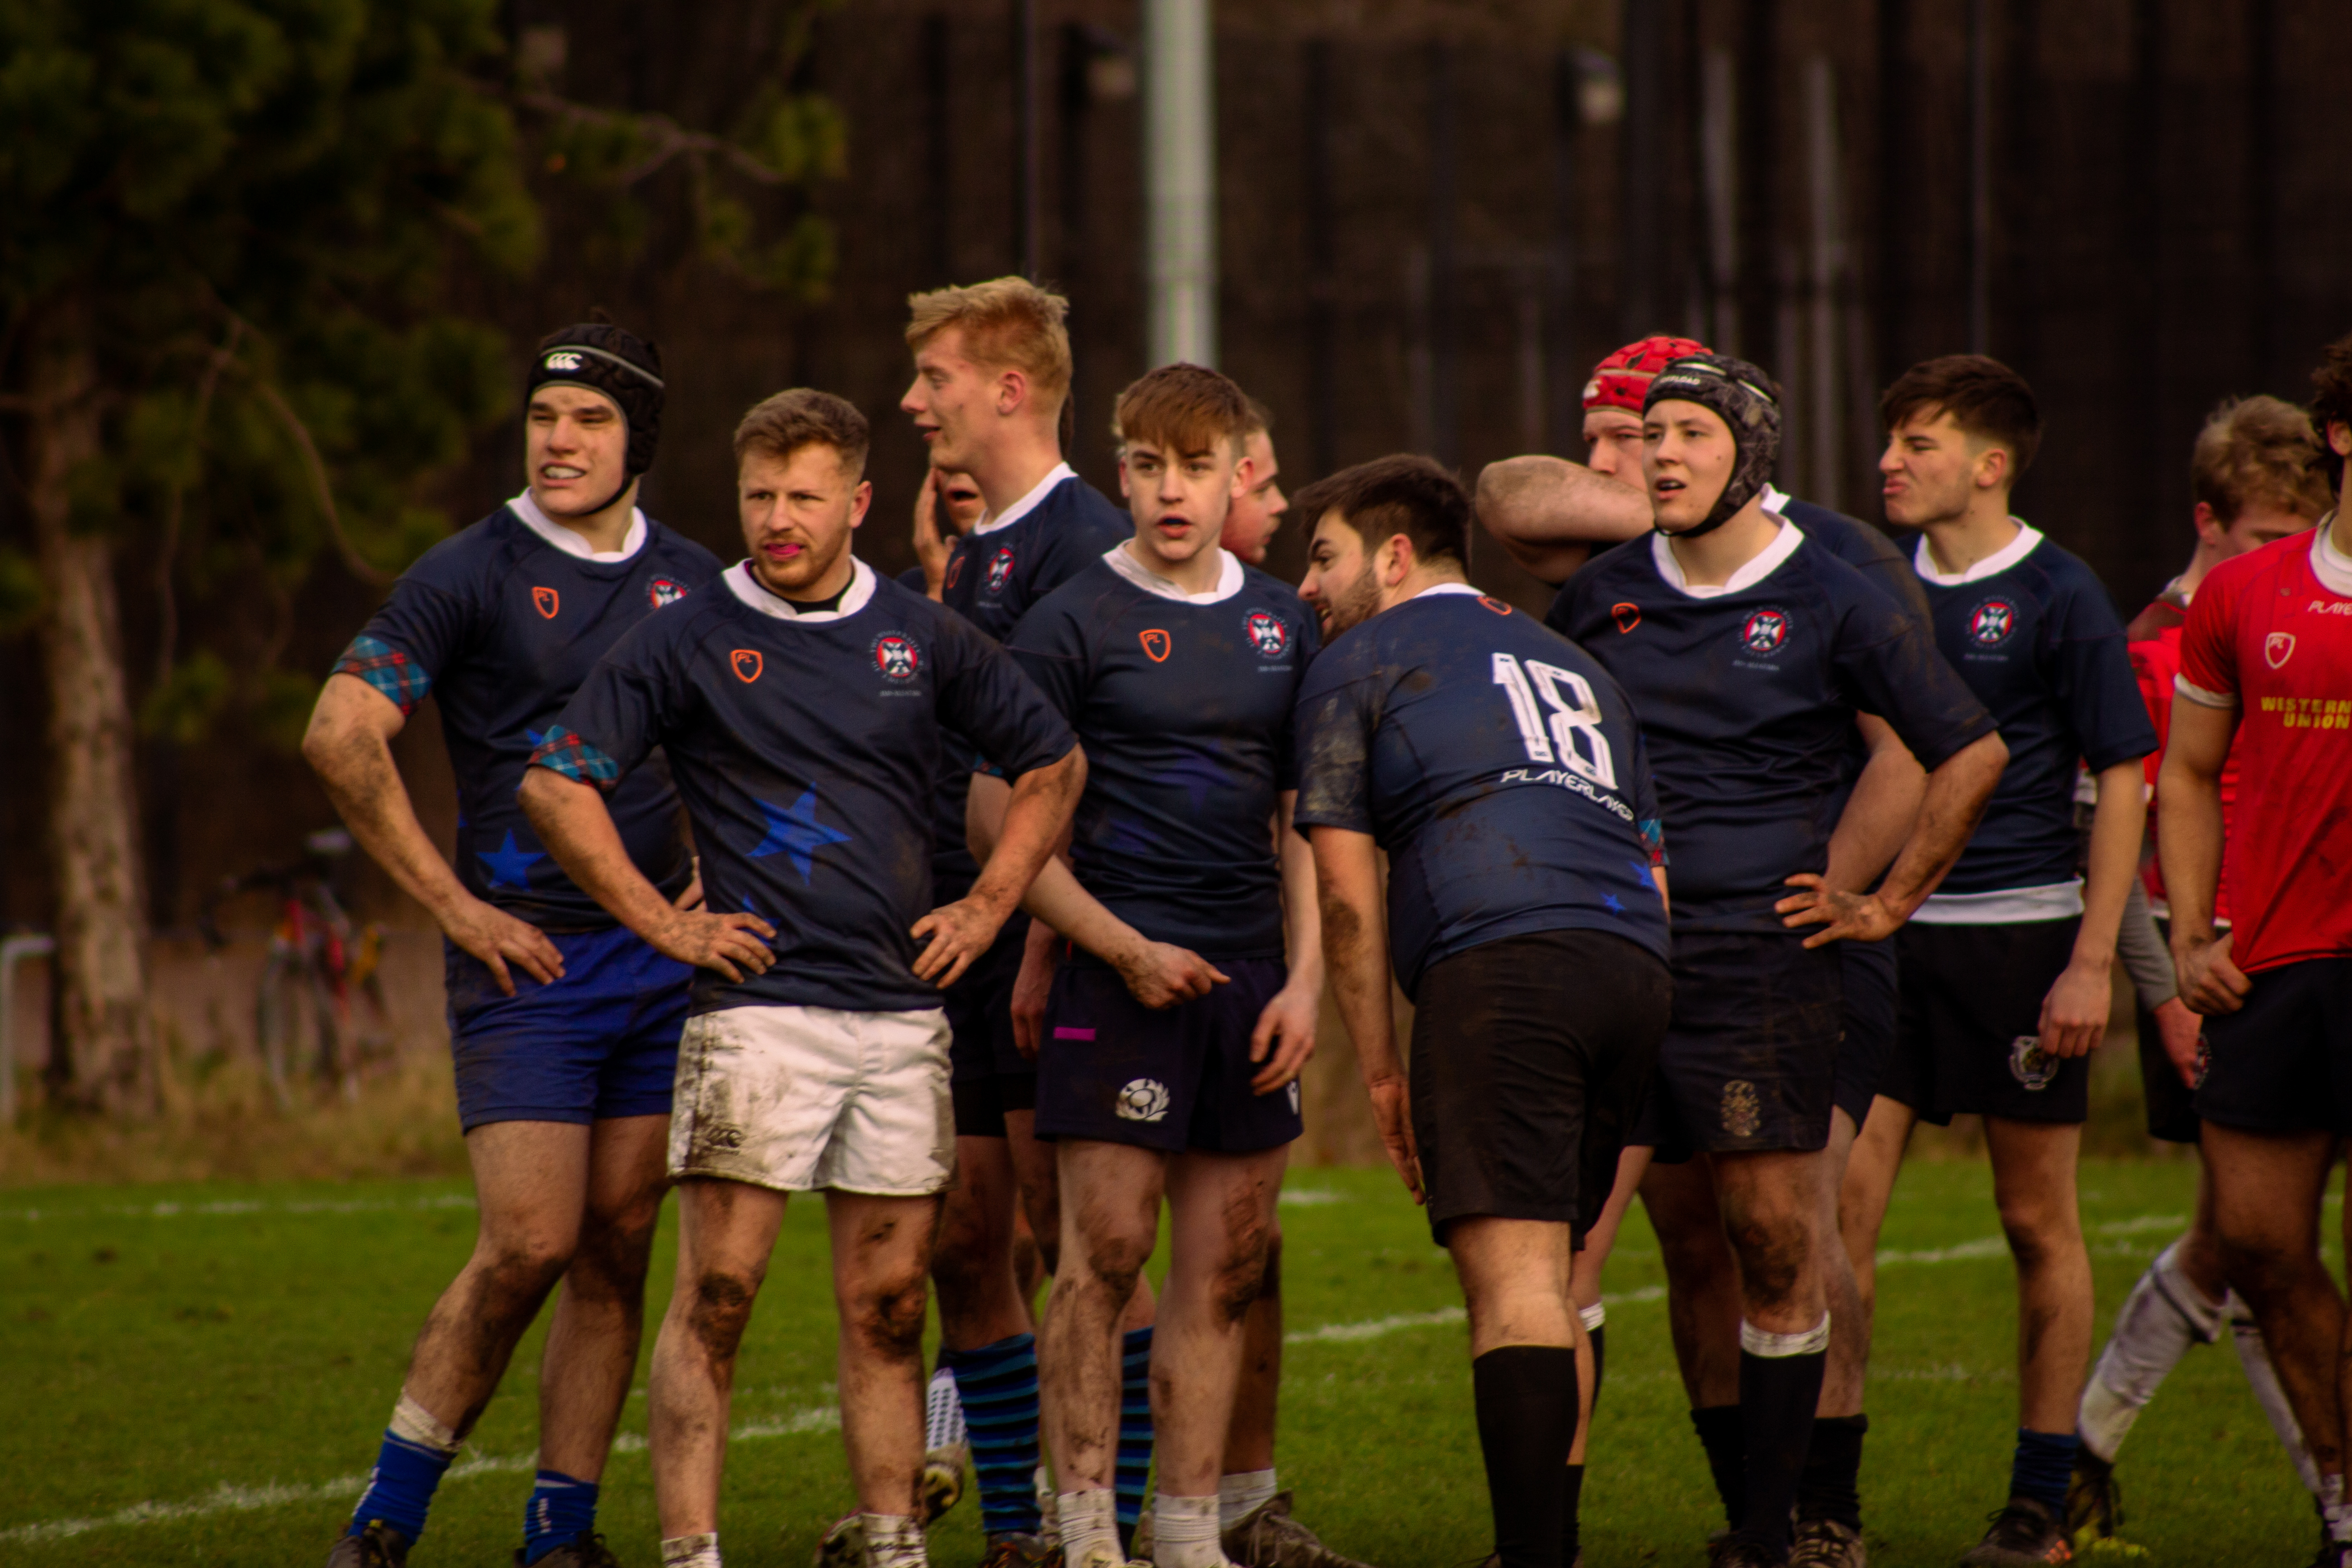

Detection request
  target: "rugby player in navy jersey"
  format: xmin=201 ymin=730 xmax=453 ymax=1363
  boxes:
xmin=995 ymin=364 xmax=1327 ymax=1568
xmin=1291 ymin=454 xmax=1672 ymax=1568
xmin=519 ymin=390 xmax=1085 ymax=1568
xmin=302 ymin=321 xmax=720 ymax=1568
xmin=1839 ymin=357 xmax=2155 ymax=1567
xmin=899 ymin=278 xmax=1145 ymax=1563
xmin=1555 ymin=354 xmax=2007 ymax=1568
xmin=1489 ymin=336 xmax=1944 ymax=1563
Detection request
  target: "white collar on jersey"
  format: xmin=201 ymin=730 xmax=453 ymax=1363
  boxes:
xmin=973 ymin=462 xmax=1077 ymax=537
xmin=724 ymin=555 xmax=877 ymax=623
xmin=1407 ymin=580 xmax=1484 ymax=601
xmin=2311 ymin=512 xmax=2352 ymax=598
xmin=1912 ymin=519 xmax=2042 ymax=586
xmin=1760 ymin=483 xmax=1796 ymax=516
xmin=1102 ymin=539 xmax=1245 ymax=604
xmin=1649 ymin=516 xmax=1805 ymax=599
xmin=510 ymin=488 xmax=648 ymax=563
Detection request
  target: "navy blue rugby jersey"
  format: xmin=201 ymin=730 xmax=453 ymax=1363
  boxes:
xmin=1293 ymin=584 xmax=1669 ymax=998
xmin=1553 ymin=525 xmax=1996 ymax=933
xmin=897 ymin=564 xmax=987 ymax=903
xmin=1908 ymin=524 xmax=2156 ymax=900
xmin=1007 ymin=546 xmax=1321 ymax=960
xmin=333 ymin=493 xmax=722 ymax=929
xmin=533 ymin=559 xmax=1077 ymax=1015
xmin=1764 ymin=487 xmax=1933 ymax=633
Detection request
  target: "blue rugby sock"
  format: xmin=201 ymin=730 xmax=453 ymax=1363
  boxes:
xmin=1117 ymin=1326 xmax=1155 ymax=1531
xmin=348 ymin=1396 xmax=461 ymax=1544
xmin=948 ymin=1335 xmax=1043 ymax=1537
xmin=2010 ymin=1427 xmax=2078 ymax=1514
xmin=522 ymin=1469 xmax=599 ymax=1563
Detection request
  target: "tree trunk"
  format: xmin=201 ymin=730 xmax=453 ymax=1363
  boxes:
xmin=25 ymin=300 xmax=158 ymax=1116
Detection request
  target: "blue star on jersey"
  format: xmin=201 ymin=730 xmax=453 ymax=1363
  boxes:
xmin=478 ymin=830 xmax=544 ymax=890
xmin=748 ymin=789 xmax=853 ymax=883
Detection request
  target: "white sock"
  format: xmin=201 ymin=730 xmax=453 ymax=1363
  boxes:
xmin=925 ymin=1366 xmax=967 ymax=1452
xmin=387 ymin=1391 xmax=461 ymax=1456
xmin=2323 ymin=1473 xmax=2351 ymax=1545
xmin=1579 ymin=1302 xmax=1607 ymax=1334
xmin=1152 ymin=1492 xmax=1231 ymax=1568
xmin=661 ymin=1534 xmax=721 ymax=1568
xmin=2076 ymin=1239 xmax=2222 ymax=1462
xmin=2235 ymin=1294 xmax=2325 ymax=1499
xmin=1036 ymin=1468 xmax=1061 ymax=1550
xmin=861 ymin=1513 xmax=926 ymax=1568
xmin=1217 ymin=1470 xmax=1278 ymax=1528
xmin=1058 ymin=1488 xmax=1120 ymax=1566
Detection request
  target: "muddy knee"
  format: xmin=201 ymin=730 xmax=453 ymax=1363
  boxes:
xmin=685 ymin=1268 xmax=765 ymax=1362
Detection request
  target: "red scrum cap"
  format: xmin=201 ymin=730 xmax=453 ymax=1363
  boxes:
xmin=1582 ymin=334 xmax=1714 ymax=415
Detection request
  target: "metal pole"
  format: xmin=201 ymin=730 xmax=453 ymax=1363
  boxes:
xmin=1144 ymin=0 xmax=1217 ymax=368
xmin=1015 ymin=0 xmax=1042 ymax=279
xmin=0 ymin=934 xmax=56 ymax=1125
xmin=1619 ymin=0 xmax=1664 ymax=337
xmin=1967 ymin=0 xmax=1992 ymax=355
xmin=1805 ymin=56 xmax=1844 ymax=510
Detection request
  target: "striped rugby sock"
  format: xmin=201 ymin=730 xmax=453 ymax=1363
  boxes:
xmin=1117 ymin=1326 xmax=1156 ymax=1530
xmin=946 ymin=1333 xmax=1042 ymax=1536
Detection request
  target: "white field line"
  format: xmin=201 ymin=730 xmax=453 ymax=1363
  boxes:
xmin=0 ymin=1405 xmax=838 ymax=1547
xmin=0 ymin=1194 xmax=478 ymax=1224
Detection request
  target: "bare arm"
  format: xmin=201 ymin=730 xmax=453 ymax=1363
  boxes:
xmin=1246 ymin=795 xmax=1325 ymax=1094
xmin=1778 ymin=730 xmax=2009 ymax=945
xmin=1308 ymin=826 xmax=1419 ymax=1201
xmin=1474 ymin=456 xmax=1653 ymax=587
xmin=301 ymin=674 xmax=562 ymax=995
xmin=1821 ymin=714 xmax=1927 ymax=894
xmin=910 ymin=746 xmax=1086 ymax=987
xmin=2158 ymin=698 xmax=2245 ymax=1014
xmin=2034 ymin=759 xmax=2150 ymax=1058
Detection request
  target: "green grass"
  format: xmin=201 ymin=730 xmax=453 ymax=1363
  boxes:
xmin=0 ymin=1159 xmax=2331 ymax=1566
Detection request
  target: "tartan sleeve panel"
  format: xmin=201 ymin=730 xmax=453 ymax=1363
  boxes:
xmin=529 ymin=725 xmax=622 ymax=793
xmin=333 ymin=633 xmax=433 ymax=715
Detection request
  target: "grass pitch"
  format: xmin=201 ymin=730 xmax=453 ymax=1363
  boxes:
xmin=0 ymin=1157 xmax=2329 ymax=1566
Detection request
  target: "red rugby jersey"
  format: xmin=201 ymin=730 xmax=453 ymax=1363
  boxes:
xmin=2176 ymin=524 xmax=2352 ymax=972
xmin=2127 ymin=598 xmax=2237 ymax=922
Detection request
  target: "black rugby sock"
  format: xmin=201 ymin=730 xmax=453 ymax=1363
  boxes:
xmin=1589 ymin=1324 xmax=1607 ymax=1403
xmin=1796 ymin=1414 xmax=1868 ymax=1532
xmin=1559 ymin=1463 xmax=1585 ymax=1565
xmin=1732 ymin=1319 xmax=1829 ymax=1556
xmin=1690 ymin=1405 xmax=1746 ymax=1528
xmin=1473 ymin=1346 xmax=1578 ymax=1568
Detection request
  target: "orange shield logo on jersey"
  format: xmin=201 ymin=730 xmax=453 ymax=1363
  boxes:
xmin=533 ymin=586 xmax=560 ymax=619
xmin=1139 ymin=628 xmax=1172 ymax=662
xmin=731 ymin=649 xmax=763 ymax=683
xmin=1612 ymin=602 xmax=1642 ymax=634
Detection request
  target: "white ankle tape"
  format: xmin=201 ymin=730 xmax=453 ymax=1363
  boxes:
xmin=1740 ymin=1314 xmax=1830 ymax=1358
xmin=661 ymin=1533 xmax=721 ymax=1568
xmin=1580 ymin=1302 xmax=1607 ymax=1333
xmin=388 ymin=1392 xmax=461 ymax=1455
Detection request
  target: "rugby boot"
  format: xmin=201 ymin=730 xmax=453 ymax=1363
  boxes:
xmin=1959 ymin=1497 xmax=2073 ymax=1565
xmin=920 ymin=1440 xmax=969 ymax=1524
xmin=1705 ymin=1539 xmax=1786 ymax=1568
xmin=1788 ymin=1518 xmax=1866 ymax=1568
xmin=976 ymin=1533 xmax=1053 ymax=1568
xmin=1222 ymin=1491 xmax=1380 ymax=1568
xmin=518 ymin=1534 xmax=622 ymax=1568
xmin=325 ymin=1520 xmax=412 ymax=1568
xmin=814 ymin=1509 xmax=864 ymax=1568
xmin=2062 ymin=1451 xmax=2120 ymax=1547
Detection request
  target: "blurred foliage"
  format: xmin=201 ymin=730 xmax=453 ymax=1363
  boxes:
xmin=0 ymin=0 xmax=842 ymax=747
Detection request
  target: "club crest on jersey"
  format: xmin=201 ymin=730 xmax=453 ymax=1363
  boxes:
xmin=1611 ymin=601 xmax=1642 ymax=634
xmin=730 ymin=649 xmax=763 ymax=683
xmin=1969 ymin=598 xmax=2019 ymax=647
xmin=872 ymin=632 xmax=922 ymax=681
xmin=2267 ymin=632 xmax=2297 ymax=669
xmin=1741 ymin=608 xmax=1789 ymax=654
xmin=1139 ymin=628 xmax=1172 ymax=662
xmin=1244 ymin=609 xmax=1290 ymax=657
xmin=985 ymin=548 xmax=1015 ymax=593
xmin=2009 ymin=1034 xmax=2058 ymax=1091
xmin=533 ymin=586 xmax=560 ymax=619
xmin=648 ymin=578 xmax=687 ymax=608
xmin=1721 ymin=1079 xmax=1763 ymax=1139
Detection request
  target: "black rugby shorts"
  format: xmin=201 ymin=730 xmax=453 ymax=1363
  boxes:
xmin=2194 ymin=958 xmax=2352 ymax=1136
xmin=946 ymin=919 xmax=1037 ymax=1139
xmin=1641 ymin=928 xmax=1843 ymax=1160
xmin=1888 ymin=917 xmax=2087 ymax=1126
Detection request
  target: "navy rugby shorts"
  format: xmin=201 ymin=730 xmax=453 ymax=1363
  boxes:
xmin=1887 ymin=917 xmax=2087 ymax=1126
xmin=1641 ymin=928 xmax=1844 ymax=1160
xmin=947 ymin=919 xmax=1039 ymax=1138
xmin=2195 ymin=958 xmax=2352 ymax=1136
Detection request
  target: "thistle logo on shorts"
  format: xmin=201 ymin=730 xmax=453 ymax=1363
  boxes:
xmin=986 ymin=548 xmax=1016 ymax=593
xmin=533 ymin=586 xmax=560 ymax=619
xmin=872 ymin=633 xmax=921 ymax=681
xmin=1244 ymin=610 xmax=1290 ymax=657
xmin=1287 ymin=1080 xmax=1302 ymax=1114
xmin=2009 ymin=1034 xmax=2058 ymax=1091
xmin=1741 ymin=608 xmax=1789 ymax=655
xmin=648 ymin=578 xmax=688 ymax=608
xmin=1139 ymin=628 xmax=1172 ymax=662
xmin=1612 ymin=602 xmax=1642 ymax=634
xmin=731 ymin=649 xmax=764 ymax=683
xmin=1115 ymin=1078 xmax=1172 ymax=1123
xmin=2267 ymin=632 xmax=2297 ymax=669
xmin=1721 ymin=1079 xmax=1762 ymax=1138
xmin=1969 ymin=598 xmax=2019 ymax=647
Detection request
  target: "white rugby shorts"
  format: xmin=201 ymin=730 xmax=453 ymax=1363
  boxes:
xmin=669 ymin=1004 xmax=955 ymax=1196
